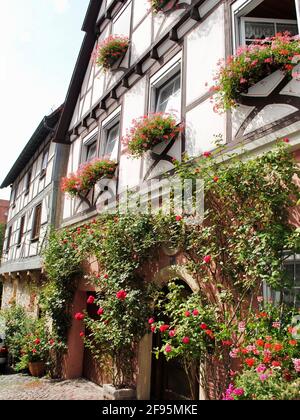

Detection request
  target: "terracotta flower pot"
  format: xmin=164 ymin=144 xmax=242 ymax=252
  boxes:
xmin=28 ymin=361 xmax=46 ymax=377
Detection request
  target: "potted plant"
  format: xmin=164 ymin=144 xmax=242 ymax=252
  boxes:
xmin=17 ymin=325 xmax=64 ymax=377
xmin=95 ymin=35 xmax=129 ymax=71
xmin=122 ymin=113 xmax=183 ymax=158
xmin=213 ymin=32 xmax=300 ymax=112
xmin=61 ymin=159 xmax=117 ymax=197
xmin=149 ymin=0 xmax=178 ymax=14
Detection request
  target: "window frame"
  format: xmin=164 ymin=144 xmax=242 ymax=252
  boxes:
xmin=5 ymin=226 xmax=12 ymax=254
xmin=25 ymin=170 xmax=32 ymax=196
xmin=17 ymin=215 xmax=25 ymax=248
xmin=40 ymin=148 xmax=49 ymax=179
xmin=81 ymin=128 xmax=99 ymax=164
xmin=155 ymin=72 xmax=181 ymax=114
xmin=31 ymin=203 xmax=42 ymax=242
xmin=149 ymin=56 xmax=182 ymax=122
xmin=100 ymin=120 xmax=120 ymax=161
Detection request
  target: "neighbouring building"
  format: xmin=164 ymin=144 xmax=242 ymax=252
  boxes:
xmin=0 ymin=107 xmax=68 ymax=315
xmin=50 ymin=0 xmax=300 ymax=400
xmin=0 ymin=200 xmax=9 ymax=225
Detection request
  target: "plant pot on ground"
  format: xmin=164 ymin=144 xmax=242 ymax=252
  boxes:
xmin=28 ymin=361 xmax=46 ymax=378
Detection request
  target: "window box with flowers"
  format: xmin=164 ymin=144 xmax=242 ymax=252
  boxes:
xmin=213 ymin=33 xmax=300 ymax=112
xmin=95 ymin=35 xmax=129 ymax=72
xmin=61 ymin=159 xmax=117 ymax=198
xmin=149 ymin=0 xmax=178 ymax=14
xmin=122 ymin=113 xmax=183 ymax=158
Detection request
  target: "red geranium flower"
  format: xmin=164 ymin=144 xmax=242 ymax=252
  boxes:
xmin=273 ymin=343 xmax=283 ymax=352
xmin=116 ymin=290 xmax=127 ymax=301
xmin=289 ymin=340 xmax=297 ymax=346
xmin=176 ymin=215 xmax=183 ymax=222
xmin=245 ymin=358 xmax=255 ymax=368
xmin=34 ymin=339 xmax=41 ymax=345
xmin=148 ymin=318 xmax=155 ymax=325
xmin=283 ymin=137 xmax=290 ymax=143
xmin=272 ymin=361 xmax=281 ymax=367
xmin=74 ymin=312 xmax=85 ymax=321
xmin=79 ymin=332 xmax=85 ymax=338
xmin=97 ymin=308 xmax=104 ymax=316
xmin=205 ymin=329 xmax=215 ymax=339
xmin=182 ymin=337 xmax=190 ymax=344
xmin=165 ymin=344 xmax=172 ymax=353
xmin=256 ymin=339 xmax=265 ymax=347
xmin=200 ymin=323 xmax=208 ymax=330
xmin=151 ymin=325 xmax=156 ymax=333
xmin=169 ymin=330 xmax=175 ymax=338
xmin=185 ymin=311 xmax=191 ymax=317
xmin=192 ymin=309 xmax=199 ymax=316
xmin=203 ymin=151 xmax=212 ymax=158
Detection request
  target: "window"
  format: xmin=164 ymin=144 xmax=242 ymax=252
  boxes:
xmin=11 ymin=183 xmax=18 ymax=208
xmin=232 ymin=0 xmax=298 ymax=49
xmin=17 ymin=216 xmax=25 ymax=247
xmin=101 ymin=123 xmax=120 ymax=161
xmin=32 ymin=204 xmax=42 ymax=241
xmin=25 ymin=170 xmax=32 ymax=195
xmin=86 ymin=141 xmax=97 ymax=162
xmin=264 ymin=252 xmax=300 ymax=308
xmin=5 ymin=226 xmax=12 ymax=253
xmin=241 ymin=17 xmax=298 ymax=45
xmin=40 ymin=148 xmax=49 ymax=177
xmin=155 ymin=73 xmax=181 ymax=114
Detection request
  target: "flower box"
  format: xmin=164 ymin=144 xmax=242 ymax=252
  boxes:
xmin=103 ymin=384 xmax=136 ymax=401
xmin=213 ymin=33 xmax=300 ymax=112
xmin=61 ymin=159 xmax=117 ymax=197
xmin=122 ymin=113 xmax=183 ymax=158
xmin=95 ymin=35 xmax=129 ymax=71
xmin=150 ymin=0 xmax=178 ymax=13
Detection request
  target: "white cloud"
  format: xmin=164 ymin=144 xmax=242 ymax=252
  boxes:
xmin=51 ymin=0 xmax=70 ymax=14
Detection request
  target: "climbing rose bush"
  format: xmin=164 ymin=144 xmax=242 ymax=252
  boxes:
xmin=94 ymin=35 xmax=129 ymax=71
xmin=61 ymin=159 xmax=117 ymax=197
xmin=122 ymin=113 xmax=183 ymax=158
xmin=213 ymin=33 xmax=300 ymax=112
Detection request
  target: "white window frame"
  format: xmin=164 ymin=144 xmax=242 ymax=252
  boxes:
xmin=101 ymin=106 xmax=121 ymax=161
xmin=241 ymin=17 xmax=298 ymax=46
xmin=82 ymin=127 xmax=98 ymax=164
xmin=149 ymin=53 xmax=182 ymax=122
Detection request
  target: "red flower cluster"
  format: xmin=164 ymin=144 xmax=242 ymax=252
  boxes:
xmin=74 ymin=312 xmax=85 ymax=321
xmin=61 ymin=159 xmax=117 ymax=197
xmin=116 ymin=290 xmax=127 ymax=301
xmin=94 ymin=35 xmax=129 ymax=71
xmin=122 ymin=113 xmax=183 ymax=158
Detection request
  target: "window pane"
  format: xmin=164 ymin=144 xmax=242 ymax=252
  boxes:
xmin=276 ymin=23 xmax=298 ymax=36
xmin=86 ymin=142 xmax=97 ymax=162
xmin=156 ymin=75 xmax=181 ymax=115
xmin=245 ymin=21 xmax=275 ymax=42
xmin=102 ymin=124 xmax=119 ymax=160
xmin=41 ymin=149 xmax=49 ymax=171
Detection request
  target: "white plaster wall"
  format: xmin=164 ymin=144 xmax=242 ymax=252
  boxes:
xmin=186 ymin=5 xmax=225 ymax=106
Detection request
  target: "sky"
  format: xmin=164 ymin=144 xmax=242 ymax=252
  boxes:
xmin=0 ymin=0 xmax=90 ymax=199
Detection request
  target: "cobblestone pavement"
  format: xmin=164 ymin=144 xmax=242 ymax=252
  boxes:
xmin=0 ymin=374 xmax=104 ymax=400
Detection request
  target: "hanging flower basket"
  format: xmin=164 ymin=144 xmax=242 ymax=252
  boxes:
xmin=149 ymin=0 xmax=178 ymax=13
xmin=95 ymin=35 xmax=129 ymax=71
xmin=122 ymin=113 xmax=183 ymax=158
xmin=212 ymin=33 xmax=300 ymax=112
xmin=62 ymin=159 xmax=117 ymax=197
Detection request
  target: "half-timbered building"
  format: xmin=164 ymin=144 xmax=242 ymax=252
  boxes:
xmin=0 ymin=107 xmax=67 ymax=315
xmin=43 ymin=0 xmax=300 ymax=399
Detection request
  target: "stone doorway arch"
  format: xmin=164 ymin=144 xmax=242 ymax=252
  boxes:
xmin=136 ymin=265 xmax=204 ymax=400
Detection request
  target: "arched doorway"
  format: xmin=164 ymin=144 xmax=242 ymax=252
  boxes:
xmin=150 ymin=279 xmax=198 ymax=400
